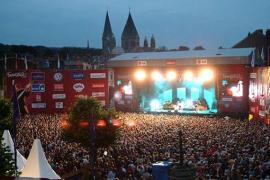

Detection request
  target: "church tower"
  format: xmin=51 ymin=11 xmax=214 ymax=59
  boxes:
xmin=102 ymin=11 xmax=116 ymax=53
xmin=150 ymin=34 xmax=156 ymax=50
xmin=121 ymin=12 xmax=140 ymax=52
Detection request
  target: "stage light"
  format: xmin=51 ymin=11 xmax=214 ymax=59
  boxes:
xmin=114 ymin=91 xmax=122 ymax=99
xmin=199 ymin=69 xmax=214 ymax=82
xmin=184 ymin=71 xmax=193 ymax=81
xmin=150 ymin=99 xmax=161 ymax=111
xmin=97 ymin=119 xmax=106 ymax=127
xmin=166 ymin=71 xmax=177 ymax=81
xmin=112 ymin=119 xmax=121 ymax=127
xmin=135 ymin=70 xmax=146 ymax=81
xmin=151 ymin=71 xmax=164 ymax=81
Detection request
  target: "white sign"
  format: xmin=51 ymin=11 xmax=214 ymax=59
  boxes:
xmin=73 ymin=83 xmax=85 ymax=92
xmin=7 ymin=72 xmax=26 ymax=78
xmin=222 ymin=97 xmax=233 ymax=102
xmin=92 ymin=92 xmax=105 ymax=97
xmin=32 ymin=103 xmax=46 ymax=109
xmin=90 ymin=73 xmax=106 ymax=79
xmin=250 ymin=73 xmax=257 ymax=79
xmin=55 ymin=102 xmax=64 ymax=109
xmin=52 ymin=94 xmax=66 ymax=99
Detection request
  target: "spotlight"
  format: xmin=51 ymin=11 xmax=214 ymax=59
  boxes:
xmin=150 ymin=99 xmax=161 ymax=111
xmin=184 ymin=71 xmax=193 ymax=81
xmin=151 ymin=71 xmax=164 ymax=81
xmin=166 ymin=71 xmax=177 ymax=81
xmin=199 ymin=69 xmax=214 ymax=82
xmin=135 ymin=70 xmax=146 ymax=81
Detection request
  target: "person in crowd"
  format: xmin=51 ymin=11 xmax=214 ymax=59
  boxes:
xmin=16 ymin=113 xmax=270 ymax=179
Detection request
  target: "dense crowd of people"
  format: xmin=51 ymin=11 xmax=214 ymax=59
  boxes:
xmin=16 ymin=113 xmax=270 ymax=179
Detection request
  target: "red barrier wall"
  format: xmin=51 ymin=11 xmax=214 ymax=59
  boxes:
xmin=5 ymin=70 xmax=108 ymax=113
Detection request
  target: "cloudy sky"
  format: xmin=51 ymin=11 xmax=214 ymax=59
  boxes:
xmin=0 ymin=0 xmax=269 ymax=49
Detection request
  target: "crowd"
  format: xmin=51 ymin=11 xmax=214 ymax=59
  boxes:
xmin=16 ymin=113 xmax=270 ymax=179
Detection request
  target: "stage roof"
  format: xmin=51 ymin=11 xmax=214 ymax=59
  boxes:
xmin=108 ymin=48 xmax=254 ymax=67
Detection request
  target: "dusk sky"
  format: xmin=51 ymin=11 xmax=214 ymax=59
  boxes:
xmin=0 ymin=0 xmax=269 ymax=49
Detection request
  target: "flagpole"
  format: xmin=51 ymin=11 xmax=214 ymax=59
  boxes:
xmin=24 ymin=56 xmax=28 ymax=71
xmin=12 ymin=80 xmax=21 ymax=176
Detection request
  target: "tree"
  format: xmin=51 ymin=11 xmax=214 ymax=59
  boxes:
xmin=178 ymin=46 xmax=190 ymax=51
xmin=63 ymin=97 xmax=120 ymax=148
xmin=0 ymin=98 xmax=19 ymax=176
xmin=193 ymin=46 xmax=205 ymax=50
xmin=0 ymin=138 xmax=17 ymax=176
xmin=0 ymin=97 xmax=12 ymax=137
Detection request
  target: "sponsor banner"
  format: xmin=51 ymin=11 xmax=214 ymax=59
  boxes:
xmin=7 ymin=72 xmax=26 ymax=78
xmin=35 ymin=94 xmax=42 ymax=102
xmin=250 ymin=73 xmax=257 ymax=79
xmin=74 ymin=94 xmax=88 ymax=98
xmin=72 ymin=72 xmax=84 ymax=80
xmin=196 ymin=59 xmax=207 ymax=65
xmin=53 ymin=72 xmax=63 ymax=81
xmin=32 ymin=103 xmax=46 ymax=109
xmin=165 ymin=60 xmax=176 ymax=65
xmin=136 ymin=60 xmax=147 ymax=66
xmin=92 ymin=92 xmax=105 ymax=97
xmin=32 ymin=72 xmax=45 ymax=81
xmin=73 ymin=83 xmax=85 ymax=92
xmin=55 ymin=102 xmax=64 ymax=109
xmin=222 ymin=97 xmax=233 ymax=102
xmin=90 ymin=73 xmax=106 ymax=79
xmin=53 ymin=84 xmax=64 ymax=91
xmin=52 ymin=94 xmax=66 ymax=99
xmin=32 ymin=84 xmax=45 ymax=92
xmin=92 ymin=83 xmax=105 ymax=88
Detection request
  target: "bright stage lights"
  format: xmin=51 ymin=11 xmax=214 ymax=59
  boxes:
xmin=184 ymin=71 xmax=193 ymax=81
xmin=151 ymin=71 xmax=164 ymax=81
xmin=199 ymin=69 xmax=214 ymax=82
xmin=150 ymin=99 xmax=161 ymax=111
xmin=134 ymin=70 xmax=146 ymax=81
xmin=166 ymin=71 xmax=177 ymax=81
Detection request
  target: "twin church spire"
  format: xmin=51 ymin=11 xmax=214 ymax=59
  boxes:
xmin=102 ymin=11 xmax=155 ymax=53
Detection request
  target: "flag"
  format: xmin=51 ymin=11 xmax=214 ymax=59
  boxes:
xmin=12 ymin=80 xmax=21 ymax=123
xmin=57 ymin=54 xmax=60 ymax=69
xmin=15 ymin=54 xmax=18 ymax=70
xmin=4 ymin=54 xmax=7 ymax=70
xmin=24 ymin=56 xmax=28 ymax=70
xmin=251 ymin=49 xmax=255 ymax=67
xmin=261 ymin=47 xmax=264 ymax=63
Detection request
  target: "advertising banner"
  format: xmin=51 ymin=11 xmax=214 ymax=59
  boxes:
xmin=6 ymin=70 xmax=108 ymax=113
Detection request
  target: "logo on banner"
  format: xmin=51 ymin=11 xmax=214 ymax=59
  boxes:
xmin=90 ymin=73 xmax=106 ymax=79
xmin=55 ymin=102 xmax=64 ymax=109
xmin=35 ymin=94 xmax=42 ymax=102
xmin=32 ymin=72 xmax=45 ymax=81
xmin=73 ymin=83 xmax=85 ymax=92
xmin=136 ymin=60 xmax=147 ymax=66
xmin=196 ymin=59 xmax=207 ymax=65
xmin=92 ymin=92 xmax=105 ymax=97
xmin=32 ymin=103 xmax=46 ymax=109
xmin=72 ymin=72 xmax=84 ymax=80
xmin=32 ymin=84 xmax=45 ymax=92
xmin=52 ymin=94 xmax=66 ymax=99
xmin=7 ymin=72 xmax=26 ymax=78
xmin=166 ymin=60 xmax=176 ymax=65
xmin=54 ymin=72 xmax=63 ymax=81
xmin=53 ymin=84 xmax=64 ymax=91
xmin=92 ymin=83 xmax=105 ymax=88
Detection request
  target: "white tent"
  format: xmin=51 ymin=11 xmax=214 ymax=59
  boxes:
xmin=2 ymin=130 xmax=27 ymax=171
xmin=20 ymin=139 xmax=61 ymax=179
